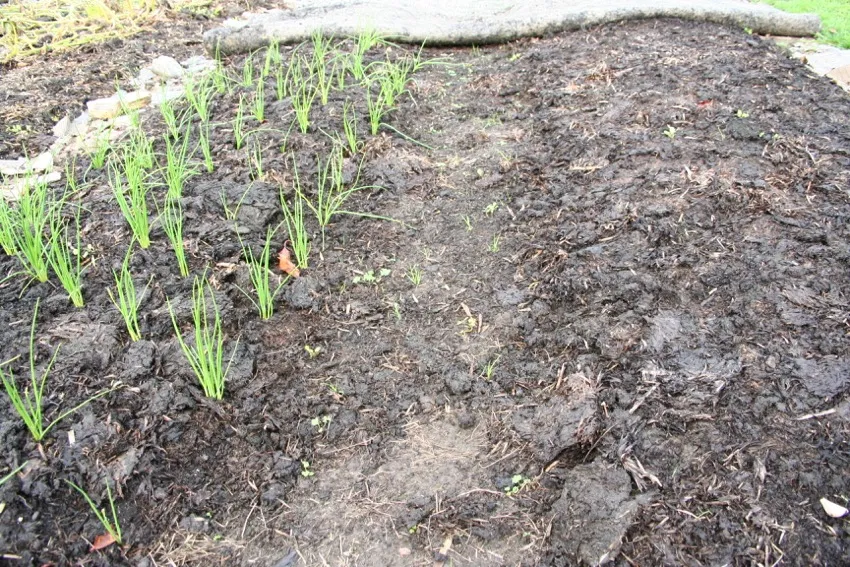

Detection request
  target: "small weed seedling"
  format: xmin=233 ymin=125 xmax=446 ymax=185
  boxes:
xmin=107 ymin=246 xmax=150 ymax=342
xmin=481 ymin=356 xmax=499 ymax=379
xmin=736 ymin=109 xmax=750 ymax=119
xmin=48 ymin=204 xmax=85 ymax=307
xmin=484 ymin=201 xmax=500 ymax=216
xmin=168 ymin=274 xmax=237 ymax=400
xmin=352 ymin=267 xmax=390 ymax=285
xmin=457 ymin=315 xmax=477 ymax=335
xmin=406 ymin=265 xmax=422 ymax=286
xmin=310 ymin=414 xmax=331 ymax=432
xmin=489 ymin=234 xmax=501 ymax=253
xmin=663 ymin=125 xmax=677 ymax=139
xmin=462 ymin=214 xmax=473 ymax=232
xmin=504 ymin=474 xmax=530 ymax=496
xmin=65 ymin=479 xmax=122 ymax=546
xmin=300 ymin=460 xmax=315 ymax=477
xmin=237 ymin=227 xmax=288 ymax=319
xmin=304 ymin=345 xmax=322 ymax=359
xmin=1 ymin=300 xmax=114 ymax=441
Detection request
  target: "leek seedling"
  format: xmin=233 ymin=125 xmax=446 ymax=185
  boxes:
xmin=127 ymin=128 xmax=155 ymax=171
xmin=275 ymin=59 xmax=290 ymax=101
xmin=0 ymin=462 xmax=26 ymax=487
xmin=158 ymin=197 xmax=189 ymax=277
xmin=350 ymin=29 xmax=384 ymax=81
xmin=159 ymin=90 xmax=181 ymax=139
xmin=198 ymin=120 xmax=214 ymax=173
xmin=1 ymin=299 xmax=115 ymax=441
xmin=263 ymin=40 xmax=280 ymax=79
xmin=107 ymin=246 xmax=150 ymax=342
xmin=242 ymin=54 xmax=254 ymax=88
xmin=233 ymin=96 xmax=246 ymax=150
xmin=109 ymin=150 xmax=151 ymax=248
xmin=12 ymin=173 xmax=53 ymax=282
xmin=65 ymin=480 xmax=122 ymax=545
xmin=168 ymin=274 xmax=237 ymax=400
xmin=162 ymin=123 xmax=197 ymax=199
xmin=342 ymin=100 xmax=359 ymax=155
xmin=279 ymin=162 xmax=310 ymax=268
xmin=89 ymin=126 xmax=112 ymax=169
xmin=365 ymin=80 xmax=387 ymax=135
xmin=310 ymin=30 xmax=334 ymax=104
xmin=0 ymin=196 xmax=18 ymax=256
xmin=303 ymin=146 xmax=389 ymax=246
xmin=248 ymin=137 xmax=264 ymax=181
xmin=290 ymin=55 xmax=316 ymax=133
xmin=237 ymin=227 xmax=288 ymax=319
xmin=212 ymin=59 xmax=230 ymax=94
xmin=48 ymin=204 xmax=85 ymax=307
xmin=184 ymin=74 xmax=215 ymax=123
xmin=252 ymin=78 xmax=265 ymax=122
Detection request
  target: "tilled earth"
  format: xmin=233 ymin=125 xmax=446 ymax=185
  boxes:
xmin=1 ymin=12 xmax=850 ymax=567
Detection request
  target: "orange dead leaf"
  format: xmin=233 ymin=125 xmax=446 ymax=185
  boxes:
xmin=278 ymin=247 xmax=300 ymax=278
xmin=90 ymin=532 xmax=116 ymax=551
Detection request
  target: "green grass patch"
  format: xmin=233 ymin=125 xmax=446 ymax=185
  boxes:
xmin=760 ymin=0 xmax=850 ymax=48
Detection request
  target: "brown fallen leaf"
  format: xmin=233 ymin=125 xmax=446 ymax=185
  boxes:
xmin=278 ymin=246 xmax=300 ymax=278
xmin=90 ymin=532 xmax=116 ymax=551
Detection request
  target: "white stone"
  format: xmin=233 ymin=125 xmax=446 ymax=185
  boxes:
xmin=67 ymin=112 xmax=90 ymax=138
xmin=1 ymin=171 xmax=62 ymax=201
xmin=0 ymin=158 xmax=26 ymax=176
xmin=151 ymin=85 xmax=185 ymax=106
xmin=28 ymin=151 xmax=53 ymax=173
xmin=87 ymin=96 xmax=123 ymax=120
xmin=137 ymin=68 xmax=156 ymax=85
xmin=87 ymin=90 xmax=151 ymax=119
xmin=150 ymin=55 xmax=184 ymax=78
xmin=182 ymin=55 xmax=216 ymax=75
xmin=52 ymin=115 xmax=70 ymax=139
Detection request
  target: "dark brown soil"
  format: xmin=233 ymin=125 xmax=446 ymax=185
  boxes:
xmin=2 ymin=13 xmax=850 ymax=567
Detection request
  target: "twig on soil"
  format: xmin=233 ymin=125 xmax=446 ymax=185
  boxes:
xmin=794 ymin=408 xmax=836 ymax=420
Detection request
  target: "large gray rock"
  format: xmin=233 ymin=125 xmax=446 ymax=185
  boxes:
xmin=204 ymin=0 xmax=820 ymax=54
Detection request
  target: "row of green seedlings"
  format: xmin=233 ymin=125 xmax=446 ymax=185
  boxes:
xmin=0 ymin=298 xmax=122 ymax=542
xmin=155 ymin=30 xmax=429 ymax=160
xmin=0 ymin=173 xmax=86 ymax=306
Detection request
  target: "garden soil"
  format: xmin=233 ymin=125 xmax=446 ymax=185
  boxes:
xmin=1 ymin=10 xmax=850 ymax=567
